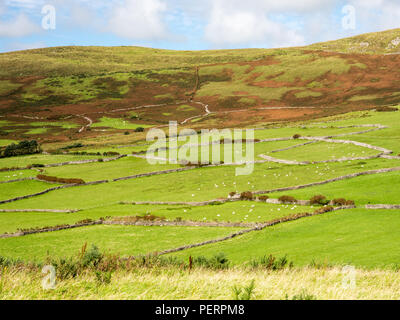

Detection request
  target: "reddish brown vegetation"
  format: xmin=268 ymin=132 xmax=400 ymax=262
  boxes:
xmin=37 ymin=174 xmax=85 ymax=185
xmin=310 ymin=195 xmax=328 ymax=205
xmin=314 ymin=206 xmax=334 ymax=214
xmin=278 ymin=195 xmax=297 ymax=204
xmin=240 ymin=191 xmax=254 ymax=200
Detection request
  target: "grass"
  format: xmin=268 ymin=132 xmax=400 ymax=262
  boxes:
xmin=268 ymin=141 xmax=379 ymax=162
xmin=0 ymin=80 xmax=21 ymax=96
xmin=92 ymin=117 xmax=153 ymax=130
xmin=43 ymin=156 xmax=180 ymax=182
xmin=0 ymin=157 xmax=398 ymax=210
xmin=25 ymin=128 xmax=48 ymax=135
xmin=0 ymin=140 xmax=17 ymax=147
xmin=0 ymin=180 xmax=60 ymax=201
xmin=0 ymin=46 xmax=274 ymax=78
xmin=269 ymin=170 xmax=400 ymax=205
xmin=0 ymin=225 xmax=243 ymax=262
xmin=2 ymin=266 xmax=400 ymax=300
xmin=0 ymin=154 xmax=105 ymax=169
xmin=308 ymin=28 xmax=400 ymax=54
xmin=0 ymin=169 xmax=36 ymax=181
xmin=0 ymin=201 xmax=315 ymax=235
xmin=171 ymin=209 xmax=400 ymax=269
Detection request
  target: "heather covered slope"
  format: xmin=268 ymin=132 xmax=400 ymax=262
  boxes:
xmin=1 ymin=29 xmax=400 ymax=143
xmin=308 ymin=28 xmax=400 ymax=54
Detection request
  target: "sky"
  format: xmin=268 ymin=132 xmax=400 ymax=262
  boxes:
xmin=0 ymin=0 xmax=399 ymax=53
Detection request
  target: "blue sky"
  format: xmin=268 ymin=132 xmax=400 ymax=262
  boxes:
xmin=0 ymin=0 xmax=399 ymax=53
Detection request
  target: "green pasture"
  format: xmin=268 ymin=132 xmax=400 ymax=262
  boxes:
xmin=0 ymin=158 xmax=398 ymax=210
xmin=43 ymin=156 xmax=180 ymax=182
xmin=269 ymin=170 xmax=400 ymax=205
xmin=0 ymin=225 xmax=243 ymax=262
xmin=171 ymin=209 xmax=400 ymax=269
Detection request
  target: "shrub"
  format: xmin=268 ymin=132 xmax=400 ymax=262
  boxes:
xmin=332 ymin=198 xmax=355 ymax=206
xmin=134 ymin=127 xmax=145 ymax=133
xmin=31 ymin=163 xmax=45 ymax=168
xmin=249 ymin=255 xmax=293 ymax=270
xmin=124 ymin=131 xmax=130 ymax=135
xmin=229 ymin=192 xmax=237 ymax=198
xmin=240 ymin=191 xmax=254 ymax=200
xmin=103 ymin=151 xmax=120 ymax=157
xmin=376 ymin=106 xmax=398 ymax=112
xmin=314 ymin=206 xmax=334 ymax=214
xmin=293 ymin=134 xmax=301 ymax=139
xmin=51 ymin=258 xmax=80 ymax=280
xmin=37 ymin=174 xmax=85 ymax=185
xmin=287 ymin=289 xmax=317 ymax=300
xmin=278 ymin=195 xmax=297 ymax=204
xmin=193 ymin=253 xmax=229 ymax=270
xmin=231 ymin=280 xmax=256 ymax=300
xmin=1 ymin=140 xmax=40 ymax=158
xmin=81 ymin=245 xmax=103 ymax=268
xmin=61 ymin=143 xmax=83 ymax=150
xmin=258 ymin=196 xmax=269 ymax=202
xmin=95 ymin=271 xmax=113 ymax=285
xmin=332 ymin=198 xmax=347 ymax=206
xmin=310 ymin=195 xmax=329 ymax=205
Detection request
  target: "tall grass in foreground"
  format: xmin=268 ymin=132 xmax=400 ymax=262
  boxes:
xmin=1 ymin=265 xmax=400 ymax=300
xmin=0 ymin=245 xmax=400 ymax=300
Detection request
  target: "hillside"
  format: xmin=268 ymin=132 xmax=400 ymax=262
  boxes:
xmin=1 ymin=29 xmax=400 ymax=144
xmin=308 ymin=28 xmax=400 ymax=54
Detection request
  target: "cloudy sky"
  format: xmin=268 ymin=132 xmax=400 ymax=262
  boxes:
xmin=0 ymin=0 xmax=399 ymax=52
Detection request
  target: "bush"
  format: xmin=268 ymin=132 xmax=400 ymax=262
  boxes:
xmin=332 ymin=198 xmax=355 ymax=206
xmin=249 ymin=255 xmax=293 ymax=270
xmin=229 ymin=192 xmax=237 ymax=198
xmin=81 ymin=245 xmax=103 ymax=268
xmin=124 ymin=131 xmax=130 ymax=135
xmin=103 ymin=151 xmax=120 ymax=157
xmin=1 ymin=140 xmax=40 ymax=158
xmin=193 ymin=253 xmax=229 ymax=270
xmin=232 ymin=280 xmax=256 ymax=300
xmin=293 ymin=134 xmax=301 ymax=139
xmin=37 ymin=174 xmax=85 ymax=185
xmin=376 ymin=106 xmax=398 ymax=112
xmin=332 ymin=198 xmax=346 ymax=206
xmin=278 ymin=195 xmax=297 ymax=204
xmin=51 ymin=258 xmax=80 ymax=280
xmin=314 ymin=206 xmax=334 ymax=214
xmin=310 ymin=195 xmax=329 ymax=205
xmin=95 ymin=271 xmax=113 ymax=285
xmin=31 ymin=164 xmax=45 ymax=168
xmin=258 ymin=196 xmax=269 ymax=202
xmin=240 ymin=191 xmax=254 ymax=200
xmin=287 ymin=289 xmax=317 ymax=300
xmin=134 ymin=127 xmax=145 ymax=133
xmin=61 ymin=143 xmax=83 ymax=150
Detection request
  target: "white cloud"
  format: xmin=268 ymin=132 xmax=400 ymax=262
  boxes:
xmin=348 ymin=0 xmax=400 ymax=31
xmin=204 ymin=0 xmax=307 ymax=47
xmin=0 ymin=14 xmax=40 ymax=37
xmin=108 ymin=0 xmax=169 ymax=40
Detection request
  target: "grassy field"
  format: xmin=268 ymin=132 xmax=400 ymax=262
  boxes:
xmin=171 ymin=209 xmax=400 ymax=269
xmin=2 ymin=266 xmax=400 ymax=300
xmin=1 ymin=29 xmax=400 ymax=299
xmin=0 ymin=225 xmax=242 ymax=262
